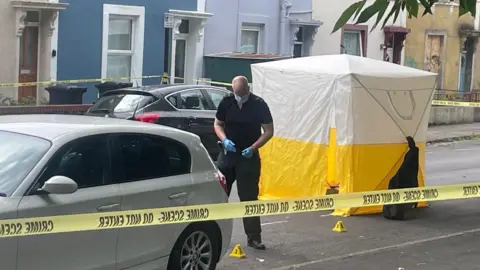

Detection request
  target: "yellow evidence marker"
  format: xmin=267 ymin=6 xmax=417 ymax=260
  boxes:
xmin=332 ymin=221 xmax=347 ymax=232
xmin=229 ymin=244 xmax=246 ymax=258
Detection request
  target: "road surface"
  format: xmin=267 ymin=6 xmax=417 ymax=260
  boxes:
xmin=218 ymin=140 xmax=480 ymax=270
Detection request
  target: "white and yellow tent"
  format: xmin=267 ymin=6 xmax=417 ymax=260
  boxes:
xmin=251 ymin=54 xmax=437 ymax=216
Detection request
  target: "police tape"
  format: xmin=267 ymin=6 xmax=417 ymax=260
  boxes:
xmin=0 ymin=75 xmax=165 ymax=88
xmin=0 ymin=75 xmax=226 ymax=88
xmin=432 ymin=100 xmax=480 ymax=108
xmin=1 ymin=75 xmax=479 ymax=107
xmin=0 ymin=183 xmax=479 ymax=238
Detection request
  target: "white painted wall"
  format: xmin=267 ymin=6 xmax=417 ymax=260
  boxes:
xmin=50 ymin=0 xmax=59 ymax=81
xmin=312 ymin=0 xmax=407 ymax=62
xmin=196 ymin=0 xmax=206 ymax=80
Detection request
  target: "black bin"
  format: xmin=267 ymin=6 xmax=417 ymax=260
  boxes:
xmin=95 ymin=81 xmax=133 ymax=96
xmin=45 ymin=84 xmax=87 ymax=105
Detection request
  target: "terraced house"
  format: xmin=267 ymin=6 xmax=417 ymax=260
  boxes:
xmin=404 ymin=0 xmax=480 ymax=100
xmin=312 ymin=0 xmax=410 ymax=64
xmin=0 ymin=0 xmax=67 ymax=103
xmin=201 ymin=0 xmax=322 ymax=85
xmin=0 ymin=0 xmax=212 ymax=104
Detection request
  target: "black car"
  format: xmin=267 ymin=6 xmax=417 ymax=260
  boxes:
xmin=85 ymin=84 xmax=232 ymax=160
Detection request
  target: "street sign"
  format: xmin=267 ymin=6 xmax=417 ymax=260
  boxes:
xmin=164 ymin=13 xmax=174 ymax=28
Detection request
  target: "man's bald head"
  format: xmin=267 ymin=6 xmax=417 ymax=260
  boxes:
xmin=232 ymin=76 xmax=249 ymax=97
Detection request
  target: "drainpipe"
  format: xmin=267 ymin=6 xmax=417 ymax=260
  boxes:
xmin=471 ymin=2 xmax=480 ymax=92
xmin=475 ymin=2 xmax=480 ymax=31
xmin=279 ymin=0 xmax=291 ymax=55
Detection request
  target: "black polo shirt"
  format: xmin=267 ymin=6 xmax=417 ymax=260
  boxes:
xmin=216 ymin=93 xmax=273 ymax=151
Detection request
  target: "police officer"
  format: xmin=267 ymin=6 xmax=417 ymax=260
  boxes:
xmin=214 ymin=76 xmax=274 ymax=250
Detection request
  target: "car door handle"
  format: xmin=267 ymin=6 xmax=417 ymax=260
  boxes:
xmin=168 ymin=192 xmax=188 ymax=200
xmin=97 ymin=203 xmax=120 ymax=212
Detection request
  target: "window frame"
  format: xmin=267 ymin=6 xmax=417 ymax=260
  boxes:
xmin=174 ymin=38 xmax=188 ymax=83
xmin=240 ymin=23 xmax=263 ymax=54
xmin=27 ymin=135 xmax=114 ymax=196
xmin=109 ymin=133 xmax=192 ymax=184
xmin=164 ymin=88 xmax=214 ymax=111
xmin=293 ymin=26 xmax=305 ymax=58
xmin=102 ymin=4 xmax=145 ymax=86
xmin=340 ymin=24 xmax=368 ymax=57
xmin=202 ymin=88 xmax=232 ymax=110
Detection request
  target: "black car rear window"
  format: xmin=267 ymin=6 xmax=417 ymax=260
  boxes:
xmin=91 ymin=93 xmax=154 ymax=113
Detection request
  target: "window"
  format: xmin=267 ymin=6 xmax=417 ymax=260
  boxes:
xmin=343 ymin=31 xmax=362 ymax=56
xmin=293 ymin=27 xmax=304 ymax=58
xmin=179 ymin=19 xmax=189 ymax=34
xmin=0 ymin=131 xmax=51 ymax=196
xmin=36 ymin=136 xmax=110 ymax=191
xmin=116 ymin=134 xmax=190 ymax=182
xmin=204 ymin=89 xmax=231 ymax=109
xmin=89 ymin=93 xmax=154 ymax=114
xmin=102 ymin=4 xmax=145 ymax=85
xmin=240 ymin=23 xmax=262 ymax=54
xmin=341 ymin=25 xmax=367 ymax=57
xmin=176 ymin=89 xmax=209 ymax=110
xmin=166 ymin=95 xmax=178 ymax=108
xmin=25 ymin=11 xmax=40 ymax=23
xmin=107 ymin=18 xmax=133 ymax=81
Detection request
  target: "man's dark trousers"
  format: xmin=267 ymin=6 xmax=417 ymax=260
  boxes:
xmin=217 ymin=151 xmax=262 ymax=242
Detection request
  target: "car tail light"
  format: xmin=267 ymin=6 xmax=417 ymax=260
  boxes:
xmin=134 ymin=113 xmax=160 ymax=123
xmin=215 ymin=171 xmax=228 ymax=193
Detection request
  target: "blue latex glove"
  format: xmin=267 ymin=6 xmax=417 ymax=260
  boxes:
xmin=222 ymin=138 xmax=236 ymax=152
xmin=242 ymin=147 xmax=254 ymax=158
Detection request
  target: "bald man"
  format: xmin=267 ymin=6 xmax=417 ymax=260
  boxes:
xmin=214 ymin=76 xmax=274 ymax=250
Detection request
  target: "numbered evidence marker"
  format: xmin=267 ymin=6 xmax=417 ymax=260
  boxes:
xmin=229 ymin=244 xmax=246 ymax=258
xmin=332 ymin=221 xmax=347 ymax=233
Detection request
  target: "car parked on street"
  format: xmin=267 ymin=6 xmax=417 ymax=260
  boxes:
xmin=84 ymin=85 xmax=232 ymax=160
xmin=0 ymin=114 xmax=232 ymax=270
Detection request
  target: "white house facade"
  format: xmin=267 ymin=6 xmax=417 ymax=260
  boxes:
xmin=312 ymin=0 xmax=409 ymax=65
xmin=204 ymin=0 xmax=322 ymax=57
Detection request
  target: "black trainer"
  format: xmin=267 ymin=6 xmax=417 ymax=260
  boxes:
xmin=248 ymin=239 xmax=266 ymax=250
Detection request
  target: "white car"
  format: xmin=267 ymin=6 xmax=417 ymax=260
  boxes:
xmin=0 ymin=114 xmax=232 ymax=270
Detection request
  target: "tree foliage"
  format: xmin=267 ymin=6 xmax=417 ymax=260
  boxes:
xmin=332 ymin=0 xmax=477 ymax=33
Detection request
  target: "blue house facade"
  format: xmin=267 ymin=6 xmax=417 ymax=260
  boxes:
xmin=54 ymin=0 xmax=211 ymax=103
xmin=204 ymin=0 xmax=322 ymax=57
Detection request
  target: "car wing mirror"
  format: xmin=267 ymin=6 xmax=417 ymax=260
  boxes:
xmin=39 ymin=176 xmax=78 ymax=194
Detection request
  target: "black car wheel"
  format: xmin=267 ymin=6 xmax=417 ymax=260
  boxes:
xmin=168 ymin=224 xmax=221 ymax=270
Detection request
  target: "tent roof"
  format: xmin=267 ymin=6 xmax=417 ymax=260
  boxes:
xmin=251 ymin=54 xmax=437 ymax=78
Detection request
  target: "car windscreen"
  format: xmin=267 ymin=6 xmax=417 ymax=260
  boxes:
xmin=89 ymin=93 xmax=154 ymax=113
xmin=0 ymin=131 xmax=51 ymax=196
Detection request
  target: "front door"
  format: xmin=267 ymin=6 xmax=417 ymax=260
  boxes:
xmin=202 ymin=88 xmax=232 ymax=157
xmin=174 ymin=39 xmax=187 ymax=83
xmin=459 ymin=52 xmax=467 ymax=92
xmin=177 ymin=89 xmax=215 ymax=152
xmin=16 ymin=135 xmax=119 ymax=270
xmin=112 ymin=133 xmax=192 ymax=269
xmin=424 ymin=34 xmax=444 ymax=88
xmin=18 ymin=26 xmax=39 ymax=100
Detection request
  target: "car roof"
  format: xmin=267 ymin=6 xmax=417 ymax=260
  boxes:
xmin=0 ymin=114 xmax=198 ymax=141
xmin=114 ymin=84 xmax=231 ymax=97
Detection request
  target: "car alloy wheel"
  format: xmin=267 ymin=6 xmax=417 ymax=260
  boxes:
xmin=180 ymin=231 xmax=213 ymax=270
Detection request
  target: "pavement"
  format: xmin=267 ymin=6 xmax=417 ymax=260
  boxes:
xmin=427 ymin=122 xmax=480 ymax=142
xmin=216 ymin=124 xmax=480 ymax=270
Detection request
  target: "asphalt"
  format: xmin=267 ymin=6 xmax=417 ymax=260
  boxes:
xmin=217 ymin=139 xmax=480 ymax=270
